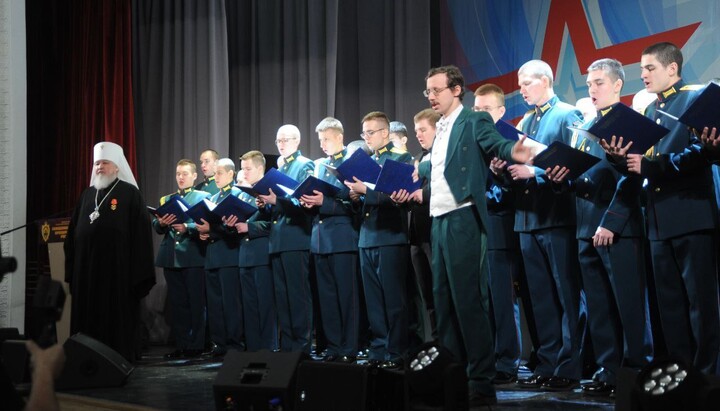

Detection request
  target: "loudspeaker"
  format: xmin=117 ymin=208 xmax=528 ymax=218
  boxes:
xmin=294 ymin=361 xmax=371 ymax=411
xmin=56 ymin=333 xmax=134 ymax=390
xmin=213 ymin=349 xmax=306 ymax=411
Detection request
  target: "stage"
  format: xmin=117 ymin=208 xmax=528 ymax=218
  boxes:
xmin=54 ymin=345 xmax=615 ymax=411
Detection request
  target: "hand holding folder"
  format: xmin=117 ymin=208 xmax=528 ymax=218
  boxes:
xmin=185 ymin=198 xmax=222 ymax=225
xmin=276 ymin=175 xmax=341 ymax=199
xmin=532 ymin=141 xmax=601 ymax=180
xmin=236 ymin=168 xmax=300 ymax=197
xmin=568 ymin=103 xmax=669 ymax=155
xmin=372 ymin=159 xmax=421 ymax=195
xmin=147 ymin=196 xmax=192 ymax=223
xmin=210 ymin=195 xmax=258 ymax=222
xmin=323 ymin=149 xmax=381 ymax=185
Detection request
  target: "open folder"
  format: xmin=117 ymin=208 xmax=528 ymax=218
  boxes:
xmin=323 ymin=149 xmax=381 ymax=185
xmin=276 ymin=175 xmax=341 ymax=199
xmin=147 ymin=196 xmax=191 ymax=223
xmin=568 ymin=103 xmax=669 ymax=155
xmin=532 ymin=141 xmax=601 ymax=180
xmin=210 ymin=195 xmax=258 ymax=221
xmin=236 ymin=168 xmax=300 ymax=197
xmin=372 ymin=159 xmax=421 ymax=195
xmin=656 ymin=82 xmax=720 ymax=133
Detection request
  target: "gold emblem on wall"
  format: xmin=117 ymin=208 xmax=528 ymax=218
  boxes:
xmin=41 ymin=221 xmax=51 ymax=243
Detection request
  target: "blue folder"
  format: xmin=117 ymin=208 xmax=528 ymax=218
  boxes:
xmin=570 ymin=103 xmax=669 ymax=155
xmin=185 ymin=198 xmax=222 ymax=225
xmin=324 ymin=149 xmax=381 ymax=184
xmin=277 ymin=175 xmax=341 ymax=199
xmin=373 ymin=159 xmax=422 ymax=195
xmin=236 ymin=168 xmax=300 ymax=197
xmin=658 ymin=82 xmax=720 ymax=133
xmin=532 ymin=141 xmax=601 ymax=180
xmin=495 ymin=120 xmax=523 ymax=141
xmin=147 ymin=196 xmax=191 ymax=223
xmin=211 ymin=194 xmax=258 ymax=222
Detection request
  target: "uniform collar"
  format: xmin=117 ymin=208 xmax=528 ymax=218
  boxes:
xmin=221 ymin=183 xmax=233 ymax=192
xmin=332 ymin=148 xmax=346 ymax=160
xmin=177 ymin=187 xmax=194 ymax=196
xmin=284 ymin=150 xmax=302 ymax=164
xmin=657 ymin=80 xmax=684 ymax=102
xmin=375 ymin=142 xmax=393 ymax=157
xmin=597 ymin=102 xmax=619 ymax=118
xmin=535 ymin=95 xmax=557 ymax=116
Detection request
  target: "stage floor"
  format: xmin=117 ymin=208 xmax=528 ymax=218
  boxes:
xmin=57 ymin=346 xmax=615 ymax=411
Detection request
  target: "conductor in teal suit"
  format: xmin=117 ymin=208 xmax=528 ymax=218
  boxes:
xmin=407 ymin=65 xmax=537 ymax=407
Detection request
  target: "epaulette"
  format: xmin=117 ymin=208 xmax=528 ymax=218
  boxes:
xmin=680 ymin=84 xmax=703 ymax=91
xmin=159 ymin=193 xmax=175 ymax=206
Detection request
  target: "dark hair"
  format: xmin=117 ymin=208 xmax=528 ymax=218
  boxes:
xmin=642 ymin=42 xmax=683 ymax=76
xmin=426 ymin=65 xmax=466 ymax=101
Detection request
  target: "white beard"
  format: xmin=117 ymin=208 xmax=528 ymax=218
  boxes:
xmin=93 ymin=173 xmax=117 ymax=190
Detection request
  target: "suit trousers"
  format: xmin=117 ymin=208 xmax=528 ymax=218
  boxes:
xmin=650 ymin=230 xmax=720 ymax=374
xmin=487 ymin=249 xmax=522 ymax=374
xmin=431 ymin=206 xmax=495 ymax=396
xmin=272 ymin=251 xmax=312 ymax=353
xmin=205 ymin=266 xmax=243 ymax=350
xmin=315 ymin=252 xmax=360 ymax=357
xmin=240 ymin=264 xmax=277 ymax=351
xmin=519 ymin=228 xmax=585 ymax=380
xmin=578 ymin=238 xmax=653 ymax=384
xmin=164 ymin=267 xmax=206 ymax=350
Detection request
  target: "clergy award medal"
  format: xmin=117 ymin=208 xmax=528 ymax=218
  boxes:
xmin=91 ymin=179 xmax=120 ymax=224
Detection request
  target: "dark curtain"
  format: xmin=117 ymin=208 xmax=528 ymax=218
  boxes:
xmin=27 ymin=0 xmax=137 ymax=223
xmin=133 ymin=0 xmax=432 ymax=208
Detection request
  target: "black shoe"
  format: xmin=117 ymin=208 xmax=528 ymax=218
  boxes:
xmin=468 ymin=391 xmax=498 ymax=407
xmin=379 ymin=359 xmax=403 ymax=370
xmin=581 ymin=381 xmax=615 ymax=396
xmin=183 ymin=349 xmax=203 ymax=358
xmin=541 ymin=376 xmax=580 ymax=391
xmin=335 ymin=355 xmax=356 ymax=364
xmin=492 ymin=371 xmax=517 ymax=385
xmin=202 ymin=343 xmax=227 ymax=358
xmin=516 ymin=374 xmax=551 ymax=389
xmin=164 ymin=349 xmax=185 ymax=360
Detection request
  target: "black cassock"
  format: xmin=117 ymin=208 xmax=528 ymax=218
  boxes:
xmin=64 ymin=179 xmax=156 ymax=361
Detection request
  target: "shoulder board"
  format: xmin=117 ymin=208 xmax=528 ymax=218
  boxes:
xmin=159 ymin=193 xmax=174 ymax=206
xmin=680 ymin=84 xmax=703 ymax=91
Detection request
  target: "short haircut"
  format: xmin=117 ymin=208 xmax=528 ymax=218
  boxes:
xmin=361 ymin=111 xmax=390 ymax=127
xmin=216 ymin=158 xmax=235 ymax=173
xmin=201 ymin=149 xmax=219 ymax=160
xmin=642 ymin=42 xmax=683 ymax=76
xmin=176 ymin=159 xmax=197 ymax=174
xmin=277 ymin=124 xmax=301 ymax=140
xmin=389 ymin=121 xmax=408 ymax=137
xmin=587 ymin=58 xmax=625 ymax=87
xmin=474 ymin=83 xmax=506 ymax=106
xmin=425 ymin=65 xmax=466 ymax=101
xmin=518 ymin=60 xmax=554 ymax=87
xmin=413 ymin=108 xmax=441 ymax=127
xmin=240 ymin=150 xmax=266 ymax=169
xmin=315 ymin=117 xmax=344 ymax=134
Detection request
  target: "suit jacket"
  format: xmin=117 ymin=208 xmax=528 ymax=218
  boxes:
xmin=153 ymin=188 xmax=210 ymax=268
xmin=486 ymin=182 xmax=519 ymax=250
xmin=236 ymin=191 xmax=271 ymax=268
xmin=205 ymin=184 xmax=242 ymax=269
xmin=409 ymin=150 xmax=432 ymax=246
xmin=565 ymin=108 xmax=644 ymax=240
xmin=511 ymin=96 xmax=581 ymax=232
xmin=358 ymin=142 xmax=413 ymax=248
xmin=630 ymin=81 xmax=717 ymax=240
xmin=268 ymin=150 xmax=315 ymax=253
xmin=311 ymin=149 xmax=359 ymax=254
xmin=418 ymin=108 xmax=517 ymax=235
xmin=195 ymin=176 xmax=219 ymax=195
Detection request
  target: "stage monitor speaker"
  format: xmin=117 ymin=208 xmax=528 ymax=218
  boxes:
xmin=56 ymin=333 xmax=134 ymax=390
xmin=213 ymin=349 xmax=306 ymax=411
xmin=294 ymin=361 xmax=371 ymax=411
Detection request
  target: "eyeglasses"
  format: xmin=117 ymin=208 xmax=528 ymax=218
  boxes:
xmin=275 ymin=138 xmax=297 ymax=144
xmin=472 ymin=105 xmax=503 ymax=112
xmin=423 ymin=86 xmax=450 ymax=97
xmin=360 ymin=128 xmax=386 ymax=138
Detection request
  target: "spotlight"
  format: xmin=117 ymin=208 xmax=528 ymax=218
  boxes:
xmin=616 ymin=358 xmax=720 ymax=411
xmin=406 ymin=342 xmax=468 ymax=411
